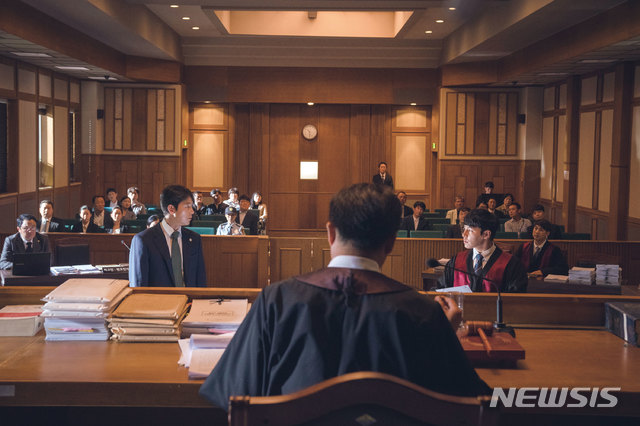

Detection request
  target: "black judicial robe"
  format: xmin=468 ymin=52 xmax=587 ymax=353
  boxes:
xmin=199 ymin=267 xmax=490 ymax=410
xmin=514 ymin=241 xmax=569 ymax=276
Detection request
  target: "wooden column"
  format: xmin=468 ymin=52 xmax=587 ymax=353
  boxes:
xmin=609 ymin=62 xmax=634 ymax=240
xmin=562 ymin=76 xmax=580 ymax=233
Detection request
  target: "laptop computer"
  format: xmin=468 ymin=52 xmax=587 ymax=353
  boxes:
xmin=12 ymin=252 xmax=52 ymax=276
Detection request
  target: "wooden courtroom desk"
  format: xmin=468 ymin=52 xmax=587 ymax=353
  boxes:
xmin=0 ymin=270 xmax=129 ymax=286
xmin=1 ymin=288 xmax=639 ymax=424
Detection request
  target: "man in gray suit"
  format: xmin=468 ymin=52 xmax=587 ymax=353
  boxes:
xmin=0 ymin=214 xmax=50 ymax=269
xmin=129 ymin=185 xmax=206 ymax=287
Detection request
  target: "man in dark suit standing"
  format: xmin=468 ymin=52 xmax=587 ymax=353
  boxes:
xmin=38 ymin=200 xmax=64 ymax=232
xmin=129 ymin=185 xmax=206 ymax=287
xmin=236 ymin=194 xmax=259 ymax=235
xmin=400 ymin=201 xmax=431 ymax=232
xmin=0 ymin=214 xmax=50 ymax=269
xmin=372 ymin=161 xmax=393 ymax=189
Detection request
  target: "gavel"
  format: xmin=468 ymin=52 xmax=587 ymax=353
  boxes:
xmin=457 ymin=321 xmax=494 ymax=356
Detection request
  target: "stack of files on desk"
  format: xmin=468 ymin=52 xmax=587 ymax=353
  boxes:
xmin=178 ymin=333 xmax=234 ymax=379
xmin=568 ymin=267 xmax=595 ymax=285
xmin=0 ymin=305 xmax=44 ymax=336
xmin=544 ymin=274 xmax=569 ymax=283
xmin=41 ymin=278 xmax=130 ymax=341
xmin=595 ymin=264 xmax=621 ymax=286
xmin=108 ymin=293 xmax=188 ymax=342
xmin=50 ymin=264 xmax=102 ymax=276
xmin=180 ymin=298 xmax=249 ymax=338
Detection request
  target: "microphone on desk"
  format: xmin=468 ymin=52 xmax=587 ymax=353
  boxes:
xmin=121 ymin=240 xmax=130 ymax=251
xmin=426 ymin=258 xmax=514 ymax=337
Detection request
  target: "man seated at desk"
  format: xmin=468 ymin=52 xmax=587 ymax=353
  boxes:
xmin=446 ymin=207 xmax=470 ymax=238
xmin=0 ymin=214 xmax=50 ymax=270
xmin=399 ymin=201 xmax=430 ymax=232
xmin=200 ymin=183 xmax=490 ymax=410
xmin=514 ymin=220 xmax=569 ymax=277
xmin=439 ymin=208 xmax=527 ymax=293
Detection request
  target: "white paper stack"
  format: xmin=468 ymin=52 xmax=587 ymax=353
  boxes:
xmin=568 ymin=267 xmax=596 ymax=285
xmin=181 ymin=299 xmax=249 ymax=337
xmin=595 ymin=264 xmax=622 ymax=286
xmin=41 ymin=279 xmax=130 ymax=341
xmin=178 ymin=333 xmax=234 ymax=379
xmin=50 ymin=264 xmax=102 ymax=276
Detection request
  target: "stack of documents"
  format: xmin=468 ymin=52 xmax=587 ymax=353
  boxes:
xmin=50 ymin=264 xmax=102 ymax=275
xmin=108 ymin=294 xmax=188 ymax=342
xmin=544 ymin=274 xmax=569 ymax=283
xmin=568 ymin=267 xmax=596 ymax=285
xmin=595 ymin=264 xmax=621 ymax=286
xmin=41 ymin=279 xmax=130 ymax=341
xmin=0 ymin=305 xmax=44 ymax=336
xmin=181 ymin=299 xmax=249 ymax=337
xmin=178 ymin=333 xmax=234 ymax=379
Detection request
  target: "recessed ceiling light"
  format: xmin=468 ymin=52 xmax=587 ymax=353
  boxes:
xmin=307 ymin=102 xmax=314 ymax=106
xmin=11 ymin=52 xmax=52 ymax=58
xmin=192 ymin=26 xmax=200 ymax=30
xmin=410 ymin=103 xmax=417 ymax=106
xmin=55 ymin=66 xmax=89 ymax=71
xmin=182 ymin=16 xmax=190 ymax=20
xmin=435 ymin=19 xmax=444 ymax=24
xmin=579 ymin=59 xmax=616 ymax=64
xmin=449 ymin=7 xmax=456 ymax=11
xmin=170 ymin=4 xmax=179 ymax=8
xmin=88 ymin=76 xmax=118 ymax=81
xmin=203 ymin=101 xmax=211 ymax=104
xmin=425 ymin=30 xmax=433 ymax=34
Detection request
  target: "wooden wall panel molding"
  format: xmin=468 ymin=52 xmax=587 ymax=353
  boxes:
xmin=442 ymin=90 xmax=518 ymax=157
xmin=103 ymin=87 xmax=178 ymax=154
xmin=438 ymin=159 xmax=528 ymax=210
xmin=81 ymin=154 xmax=180 ymax=208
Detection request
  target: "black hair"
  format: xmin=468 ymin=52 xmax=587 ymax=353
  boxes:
xmin=106 ymin=188 xmax=117 ymax=195
xmin=413 ymin=201 xmax=426 ymax=210
xmin=147 ymin=214 xmax=160 ymax=227
xmin=510 ymin=202 xmax=522 ymax=210
xmin=160 ymin=185 xmax=194 ymax=215
xmin=503 ymin=193 xmax=514 ymax=200
xmin=484 ymin=181 xmax=494 ymax=188
xmin=464 ymin=208 xmax=499 ymax=240
xmin=250 ymin=192 xmax=263 ymax=208
xmin=238 ymin=194 xmax=250 ymax=202
xmin=17 ymin=214 xmax=37 ymax=227
xmin=92 ymin=195 xmax=105 ymax=204
xmin=378 ymin=161 xmax=387 ymax=168
xmin=39 ymin=199 xmax=53 ymax=208
xmin=397 ymin=190 xmax=407 ymax=196
xmin=460 ymin=207 xmax=471 ymax=213
xmin=329 ymin=183 xmax=401 ymax=251
xmin=533 ymin=219 xmax=553 ymax=233
xmin=532 ymin=204 xmax=545 ymax=212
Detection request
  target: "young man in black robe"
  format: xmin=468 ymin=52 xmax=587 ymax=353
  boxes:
xmin=200 ymin=183 xmax=490 ymax=410
xmin=514 ymin=220 xmax=569 ymax=277
xmin=439 ymin=208 xmax=528 ymax=293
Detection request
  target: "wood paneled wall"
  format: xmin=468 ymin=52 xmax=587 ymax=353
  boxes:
xmin=104 ymin=88 xmax=176 ymax=153
xmin=80 ymin=154 xmax=180 ymax=208
xmin=444 ymin=91 xmax=518 ymax=156
xmin=230 ymin=104 xmax=401 ymax=230
xmin=438 ymin=159 xmax=538 ymax=212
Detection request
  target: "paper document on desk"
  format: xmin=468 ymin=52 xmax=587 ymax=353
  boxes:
xmin=188 ymin=348 xmax=225 ymax=379
xmin=435 ymin=285 xmax=472 ymax=293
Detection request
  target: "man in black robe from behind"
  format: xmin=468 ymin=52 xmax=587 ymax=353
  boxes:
xmin=200 ymin=183 xmax=490 ymax=410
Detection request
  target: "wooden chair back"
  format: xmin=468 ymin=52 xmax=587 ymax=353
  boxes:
xmin=228 ymin=371 xmax=497 ymax=426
